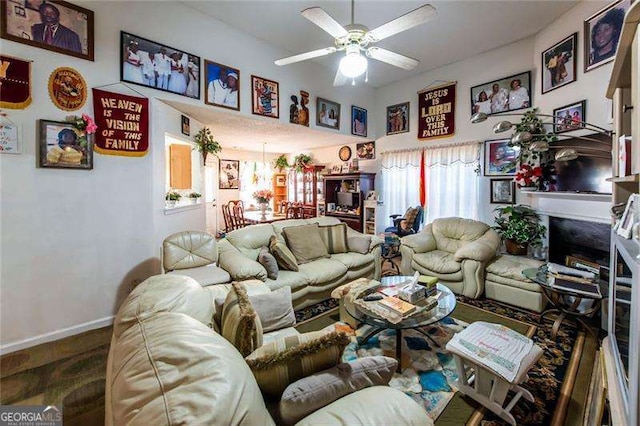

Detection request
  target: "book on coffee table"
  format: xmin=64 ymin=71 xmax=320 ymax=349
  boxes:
xmin=378 ymin=296 xmax=417 ymax=316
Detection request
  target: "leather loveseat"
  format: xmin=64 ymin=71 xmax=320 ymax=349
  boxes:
xmin=399 ymin=217 xmax=501 ymax=298
xmin=218 ymin=217 xmax=383 ymax=309
xmin=105 ymin=274 xmax=432 ymax=426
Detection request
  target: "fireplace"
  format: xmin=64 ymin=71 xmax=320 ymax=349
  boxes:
xmin=548 ymin=217 xmax=610 ymax=269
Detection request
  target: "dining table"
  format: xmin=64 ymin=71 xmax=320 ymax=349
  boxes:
xmin=243 ymin=210 xmax=287 ymax=224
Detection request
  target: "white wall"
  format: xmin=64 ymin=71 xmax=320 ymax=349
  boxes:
xmin=0 ymin=0 xmax=374 ymax=352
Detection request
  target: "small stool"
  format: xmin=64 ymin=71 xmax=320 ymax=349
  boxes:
xmin=446 ymin=325 xmax=542 ymax=426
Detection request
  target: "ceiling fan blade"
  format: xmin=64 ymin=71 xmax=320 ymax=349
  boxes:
xmin=333 ymin=68 xmax=348 ymax=86
xmin=367 ymin=47 xmax=419 ymax=70
xmin=275 ymin=47 xmax=337 ymax=66
xmin=301 ymin=7 xmax=349 ymax=39
xmin=366 ymin=4 xmax=436 ymax=42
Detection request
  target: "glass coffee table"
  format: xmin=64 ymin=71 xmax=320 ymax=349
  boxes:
xmin=345 ymin=276 xmax=456 ymax=370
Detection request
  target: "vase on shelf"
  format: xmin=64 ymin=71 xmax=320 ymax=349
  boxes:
xmin=260 ymin=203 xmax=268 ymax=220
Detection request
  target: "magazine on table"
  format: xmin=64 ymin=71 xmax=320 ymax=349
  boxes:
xmin=549 ymin=276 xmax=602 ymax=298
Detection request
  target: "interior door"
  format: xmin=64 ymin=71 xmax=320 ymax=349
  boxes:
xmin=205 ymin=158 xmax=219 ymax=235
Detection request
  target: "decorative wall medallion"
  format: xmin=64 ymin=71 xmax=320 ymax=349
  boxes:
xmin=339 ymin=145 xmax=351 ymax=161
xmin=48 ymin=67 xmax=87 ymax=111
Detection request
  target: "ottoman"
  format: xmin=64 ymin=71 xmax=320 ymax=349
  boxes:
xmin=484 ymin=255 xmax=546 ymax=313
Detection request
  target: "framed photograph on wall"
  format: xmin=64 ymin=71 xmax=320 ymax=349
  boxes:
xmin=484 ymin=139 xmax=520 ymax=176
xmin=121 ymin=32 xmax=200 ymax=99
xmin=205 ymin=60 xmax=240 ymax=111
xmin=1 ymin=0 xmax=94 ymax=61
xmin=470 ymin=71 xmax=531 ymax=116
xmin=351 ymin=105 xmax=367 ymax=137
xmin=553 ymin=100 xmax=586 ymax=133
xmin=275 ymin=175 xmax=286 ymax=187
xmin=386 ymin=102 xmax=409 ymax=135
xmin=490 ymin=178 xmax=516 ymax=204
xmin=584 ymin=0 xmax=631 ymax=72
xmin=542 ymin=32 xmax=577 ymax=94
xmin=219 ymin=159 xmax=239 ymax=189
xmin=181 ymin=115 xmax=190 ymax=136
xmin=356 ymin=141 xmax=375 ymax=160
xmin=317 ymin=97 xmax=340 ymax=130
xmin=251 ymin=75 xmax=279 ymax=118
xmin=37 ymin=119 xmax=93 ymax=169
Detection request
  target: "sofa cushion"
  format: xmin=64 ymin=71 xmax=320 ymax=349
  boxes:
xmin=221 ymin=282 xmax=263 ymax=357
xmin=347 ymin=235 xmax=371 ymax=254
xmin=206 ymin=280 xmax=271 ymax=305
xmin=432 ymin=217 xmax=490 ymax=254
xmin=166 ymin=265 xmax=231 ymax=286
xmin=486 ymin=273 xmax=543 ymax=293
xmin=245 ymin=330 xmax=350 ymax=399
xmin=403 ymin=206 xmax=420 ymax=231
xmin=330 ymin=252 xmax=374 ymax=270
xmin=486 ymin=255 xmax=544 ymax=281
xmin=163 ymin=230 xmax=217 ymax=271
xmin=298 ymin=258 xmax=348 ymax=286
xmin=413 ymin=250 xmax=461 ymax=274
xmin=226 ymin=224 xmax=275 ymax=260
xmin=318 ymin=223 xmax=349 ymax=254
xmin=258 ymin=246 xmax=279 ymax=280
xmin=266 ymin=270 xmax=310 ymax=292
xmin=278 ymin=356 xmax=397 ymax=425
xmin=269 ymin=236 xmax=299 ymax=271
xmin=262 ymin=327 xmax=300 ymax=345
xmin=282 ymin=223 xmax=330 ymax=264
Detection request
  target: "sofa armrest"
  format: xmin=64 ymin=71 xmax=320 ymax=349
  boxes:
xmin=400 ymin=227 xmax=436 ymax=254
xmin=218 ymin=240 xmax=268 ymax=281
xmin=345 ymin=228 xmax=382 ymax=253
xmin=454 ymin=229 xmax=500 ymax=263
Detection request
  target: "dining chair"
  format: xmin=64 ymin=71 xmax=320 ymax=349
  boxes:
xmin=227 ymin=200 xmax=247 ymax=230
xmin=285 ymin=205 xmax=303 ymax=219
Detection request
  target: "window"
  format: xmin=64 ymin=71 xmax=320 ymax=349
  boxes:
xmin=238 ymin=161 xmax=273 ymax=208
xmin=165 ymin=134 xmax=201 ymax=205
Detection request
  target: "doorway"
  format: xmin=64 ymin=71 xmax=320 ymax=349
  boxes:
xmin=205 ymin=156 xmax=219 ymax=235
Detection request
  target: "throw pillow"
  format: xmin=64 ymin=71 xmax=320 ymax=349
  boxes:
xmin=245 ymin=330 xmax=350 ymax=399
xmin=269 ymin=235 xmax=299 ymax=271
xmin=258 ymin=246 xmax=279 ymax=280
xmin=278 ymin=356 xmax=398 ymax=425
xmin=403 ymin=207 xmax=420 ymax=231
xmin=282 ymin=224 xmax=330 ymax=264
xmin=318 ymin=223 xmax=349 ymax=254
xmin=214 ymin=287 xmax=296 ymax=333
xmin=220 ymin=282 xmax=263 ymax=357
xmin=347 ymin=235 xmax=371 ymax=254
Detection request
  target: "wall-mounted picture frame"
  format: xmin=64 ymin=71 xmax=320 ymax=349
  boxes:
xmin=1 ymin=0 xmax=94 ymax=61
xmin=617 ymin=194 xmax=638 ymax=238
xmin=219 ymin=159 xmax=239 ymax=189
xmin=351 ymin=105 xmax=367 ymax=137
xmin=542 ymin=32 xmax=577 ymax=94
xmin=471 ymin=71 xmax=531 ymax=116
xmin=584 ymin=0 xmax=630 ymax=73
xmin=490 ymin=178 xmax=516 ymax=204
xmin=484 ymin=139 xmax=520 ymax=176
xmin=553 ymin=100 xmax=586 ymax=133
xmin=0 ymin=121 xmax=20 ymax=154
xmin=275 ymin=175 xmax=286 ymax=187
xmin=181 ymin=115 xmax=190 ymax=136
xmin=205 ymin=60 xmax=239 ymax=111
xmin=317 ymin=97 xmax=340 ymax=130
xmin=121 ymin=32 xmax=200 ymax=99
xmin=356 ymin=141 xmax=375 ymax=160
xmin=386 ymin=102 xmax=409 ymax=135
xmin=38 ymin=119 xmax=93 ymax=170
xmin=251 ymin=75 xmax=279 ymax=119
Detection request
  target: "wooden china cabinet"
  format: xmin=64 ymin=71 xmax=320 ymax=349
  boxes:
xmin=287 ymin=165 xmax=325 ymax=217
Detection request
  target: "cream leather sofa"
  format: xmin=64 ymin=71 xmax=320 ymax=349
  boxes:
xmin=105 ymin=274 xmax=432 ymax=426
xmin=218 ymin=217 xmax=383 ymax=309
xmin=400 ymin=217 xmax=500 ymax=298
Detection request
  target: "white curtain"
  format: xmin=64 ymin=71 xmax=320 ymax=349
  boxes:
xmin=380 ymin=149 xmax=422 ymax=230
xmin=424 ymin=142 xmax=481 ymax=223
xmin=239 ymin=161 xmax=273 ymax=207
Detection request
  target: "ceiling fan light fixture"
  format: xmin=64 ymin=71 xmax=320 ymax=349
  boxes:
xmin=339 ymin=45 xmax=367 ymax=78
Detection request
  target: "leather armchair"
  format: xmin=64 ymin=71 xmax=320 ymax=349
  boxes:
xmin=399 ymin=217 xmax=500 ymax=298
xmin=162 ymin=230 xmax=231 ymax=286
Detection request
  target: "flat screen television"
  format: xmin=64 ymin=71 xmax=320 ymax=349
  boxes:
xmin=549 ymin=132 xmax=612 ymax=194
xmin=337 ymin=191 xmax=357 ymax=207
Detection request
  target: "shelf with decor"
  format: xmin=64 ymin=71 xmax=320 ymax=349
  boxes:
xmin=323 ymin=172 xmax=375 ymax=232
xmin=272 ymin=173 xmax=288 ymax=213
xmin=363 ymin=200 xmax=377 ymax=235
xmin=287 ymin=165 xmax=324 ymax=216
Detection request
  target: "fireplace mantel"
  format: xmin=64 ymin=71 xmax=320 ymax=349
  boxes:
xmin=520 ymin=191 xmax=611 ymax=202
xmin=519 ymin=190 xmax=611 ymax=224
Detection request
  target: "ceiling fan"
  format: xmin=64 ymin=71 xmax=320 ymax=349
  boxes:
xmin=274 ymin=1 xmax=436 ymax=86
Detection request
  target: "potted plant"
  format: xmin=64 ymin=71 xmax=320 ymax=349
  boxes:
xmin=165 ymin=190 xmax=182 ymax=207
xmin=188 ymin=192 xmax=202 ymax=204
xmin=293 ymin=154 xmax=312 ymax=172
xmin=493 ymin=205 xmax=546 ymax=255
xmin=194 ymin=127 xmax=222 ymax=164
xmin=273 ymin=154 xmax=290 ymax=172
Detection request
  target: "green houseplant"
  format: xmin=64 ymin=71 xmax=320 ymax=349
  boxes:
xmin=188 ymin=192 xmax=202 ymax=204
xmin=273 ymin=154 xmax=290 ymax=172
xmin=194 ymin=127 xmax=221 ymax=163
xmin=493 ymin=205 xmax=546 ymax=255
xmin=165 ymin=190 xmax=182 ymax=207
xmin=293 ymin=154 xmax=312 ymax=172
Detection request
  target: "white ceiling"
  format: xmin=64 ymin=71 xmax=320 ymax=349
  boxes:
xmin=184 ymin=0 xmax=578 ymax=88
xmin=164 ymin=100 xmax=367 ymax=153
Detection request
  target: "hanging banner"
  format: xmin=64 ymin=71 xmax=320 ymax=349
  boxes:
xmin=92 ymin=88 xmax=149 ymax=157
xmin=0 ymin=55 xmax=32 ymax=109
xmin=418 ymin=82 xmax=456 ymax=140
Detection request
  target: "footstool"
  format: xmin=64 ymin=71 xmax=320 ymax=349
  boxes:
xmin=446 ymin=322 xmax=543 ymax=426
xmin=484 ymin=255 xmax=546 ymax=313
